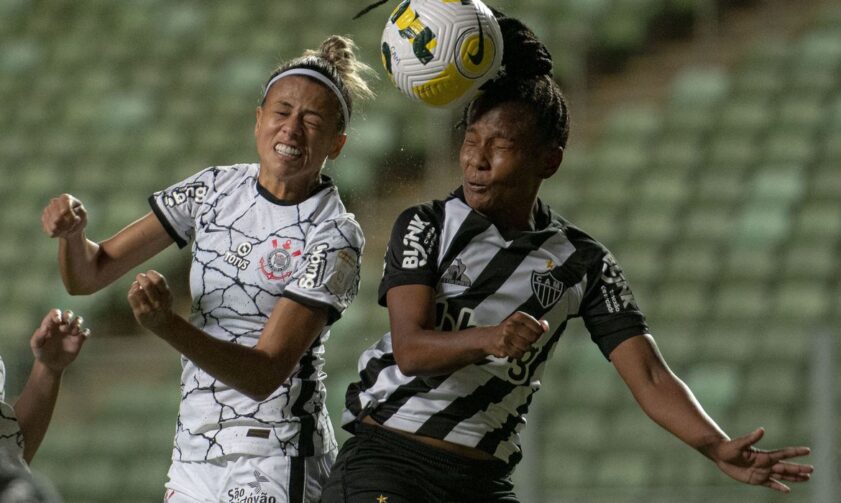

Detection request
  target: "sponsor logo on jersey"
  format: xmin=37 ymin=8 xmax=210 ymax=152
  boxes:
xmin=224 ymin=241 xmax=252 ymax=271
xmin=227 ymin=470 xmax=276 ymax=503
xmin=440 ymin=258 xmax=472 ymax=287
xmin=163 ymin=182 xmax=208 ymax=207
xmin=401 ymin=213 xmax=434 ymax=269
xmin=259 ymin=239 xmax=301 ymax=281
xmin=600 ymin=253 xmax=637 ymax=312
xmin=531 ymin=270 xmax=564 ymax=308
xmin=327 ymin=249 xmax=358 ymax=296
xmin=298 ymin=243 xmax=329 ymax=289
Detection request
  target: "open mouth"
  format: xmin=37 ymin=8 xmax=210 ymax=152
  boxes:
xmin=274 ymin=143 xmax=302 ymax=158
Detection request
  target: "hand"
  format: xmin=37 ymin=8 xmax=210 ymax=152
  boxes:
xmin=485 ymin=311 xmax=548 ymax=360
xmin=127 ymin=270 xmax=175 ymax=333
xmin=708 ymin=428 xmax=813 ymax=493
xmin=31 ymin=309 xmax=90 ymax=374
xmin=41 ymin=194 xmax=88 ymax=239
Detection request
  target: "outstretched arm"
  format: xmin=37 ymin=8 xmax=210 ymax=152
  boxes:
xmin=611 ymin=334 xmax=813 ymax=493
xmin=15 ymin=309 xmax=89 ymax=463
xmin=42 ymin=195 xmax=173 ymax=294
xmin=128 ymin=270 xmax=328 ymax=402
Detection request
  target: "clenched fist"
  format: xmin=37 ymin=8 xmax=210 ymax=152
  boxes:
xmin=485 ymin=311 xmax=548 ymax=360
xmin=127 ymin=270 xmax=175 ymax=332
xmin=41 ymin=194 xmax=87 ymax=239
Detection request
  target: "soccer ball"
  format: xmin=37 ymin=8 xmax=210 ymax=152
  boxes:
xmin=380 ymin=0 xmax=503 ymax=108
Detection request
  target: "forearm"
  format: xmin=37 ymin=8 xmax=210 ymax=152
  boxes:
xmin=393 ymin=326 xmax=491 ymax=377
xmin=631 ymin=368 xmax=729 ymax=458
xmin=58 ymin=233 xmax=104 ymax=294
xmin=151 ymin=315 xmax=293 ymax=401
xmin=14 ymin=362 xmax=63 ymax=463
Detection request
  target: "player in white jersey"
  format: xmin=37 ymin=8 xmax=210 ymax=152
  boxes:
xmin=322 ymin=14 xmax=813 ymax=503
xmin=40 ymin=36 xmax=374 ymax=502
xmin=1 ymin=309 xmax=88 ymax=467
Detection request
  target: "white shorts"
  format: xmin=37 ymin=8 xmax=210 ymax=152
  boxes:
xmin=163 ymin=451 xmax=336 ymax=503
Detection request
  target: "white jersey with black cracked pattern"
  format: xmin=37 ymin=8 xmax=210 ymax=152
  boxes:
xmin=149 ymin=163 xmax=364 ymax=461
xmin=343 ymin=188 xmax=648 ymax=466
xmin=0 ymin=357 xmax=24 ymax=468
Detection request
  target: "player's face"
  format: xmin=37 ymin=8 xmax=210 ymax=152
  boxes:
xmin=459 ymin=102 xmax=560 ymax=224
xmin=255 ymin=76 xmax=347 ymax=192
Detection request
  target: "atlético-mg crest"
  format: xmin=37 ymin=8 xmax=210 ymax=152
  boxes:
xmin=531 ymin=270 xmax=564 ymax=309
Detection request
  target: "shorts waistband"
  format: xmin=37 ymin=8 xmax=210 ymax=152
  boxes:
xmin=354 ymin=421 xmax=512 ymax=478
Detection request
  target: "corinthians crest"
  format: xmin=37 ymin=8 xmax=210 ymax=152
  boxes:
xmin=531 ymin=270 xmax=564 ymax=309
xmin=259 ymin=239 xmax=301 ymax=281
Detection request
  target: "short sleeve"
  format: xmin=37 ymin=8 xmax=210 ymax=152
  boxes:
xmin=148 ymin=167 xmax=215 ymax=248
xmin=377 ymin=205 xmax=440 ymax=306
xmin=282 ymin=216 xmax=365 ymax=325
xmin=580 ymin=250 xmax=649 ymax=359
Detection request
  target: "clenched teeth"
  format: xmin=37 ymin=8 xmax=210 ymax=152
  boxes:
xmin=274 ymin=143 xmax=302 ymax=157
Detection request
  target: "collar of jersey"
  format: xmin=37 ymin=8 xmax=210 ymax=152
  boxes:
xmin=256 ymin=175 xmax=335 ymax=206
xmin=451 ymin=186 xmax=555 ymax=233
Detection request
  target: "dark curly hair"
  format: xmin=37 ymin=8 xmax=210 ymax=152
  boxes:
xmin=462 ymin=13 xmax=570 ymax=149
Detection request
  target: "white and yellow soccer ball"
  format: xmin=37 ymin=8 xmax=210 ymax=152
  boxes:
xmin=380 ymin=0 xmax=503 ymax=108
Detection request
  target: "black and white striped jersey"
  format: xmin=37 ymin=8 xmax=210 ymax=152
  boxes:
xmin=342 ymin=188 xmax=647 ymax=466
xmin=150 ymin=164 xmax=364 ymax=461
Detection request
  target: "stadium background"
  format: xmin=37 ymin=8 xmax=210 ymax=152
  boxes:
xmin=0 ymin=0 xmax=839 ymax=501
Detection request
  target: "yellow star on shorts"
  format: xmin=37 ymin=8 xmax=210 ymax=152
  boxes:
xmin=376 ymin=496 xmax=388 ymax=503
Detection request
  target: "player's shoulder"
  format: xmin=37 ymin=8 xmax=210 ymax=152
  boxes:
xmin=393 ymin=198 xmax=445 ymax=230
xmin=544 ymin=205 xmax=610 ymax=259
xmin=184 ymin=163 xmax=256 ymax=189
xmin=311 ymin=211 xmax=365 ymax=246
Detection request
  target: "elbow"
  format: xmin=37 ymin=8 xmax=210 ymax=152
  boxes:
xmin=393 ymin=349 xmax=427 ymax=377
xmin=241 ymin=367 xmax=291 ymax=402
xmin=242 ymin=382 xmax=280 ymax=402
xmin=63 ymin=277 xmax=102 ymax=296
xmin=244 ymin=389 xmax=272 ymax=402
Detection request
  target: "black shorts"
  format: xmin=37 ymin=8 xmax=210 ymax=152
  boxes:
xmin=321 ymin=422 xmax=519 ymax=503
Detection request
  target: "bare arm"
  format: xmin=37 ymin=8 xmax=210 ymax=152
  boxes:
xmin=612 ymin=334 xmax=813 ymax=493
xmin=387 ymin=284 xmax=548 ymax=377
xmin=15 ymin=310 xmax=88 ymax=463
xmin=42 ymin=195 xmax=173 ymax=294
xmin=128 ymin=271 xmax=328 ymax=402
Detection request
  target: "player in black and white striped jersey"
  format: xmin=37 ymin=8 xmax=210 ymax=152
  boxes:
xmin=322 ymin=13 xmax=812 ymax=503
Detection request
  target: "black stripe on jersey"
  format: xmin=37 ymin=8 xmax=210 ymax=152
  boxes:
xmin=345 ymin=353 xmax=397 ymax=418
xmin=288 ymin=455 xmax=306 ymax=503
xmin=414 ymin=376 xmax=515 ymax=438
xmin=475 ymin=390 xmax=535 ymax=457
xmin=369 ymin=374 xmax=450 ymax=425
xmin=436 ymin=210 xmax=492 ymax=277
xmin=449 ymin=229 xmax=556 ymax=310
xmin=291 ymin=340 xmax=320 ymax=456
xmin=148 ymin=195 xmax=188 ymax=248
xmin=283 ymin=290 xmax=342 ymax=325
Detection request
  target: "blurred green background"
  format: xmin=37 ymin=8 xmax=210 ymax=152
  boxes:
xmin=1 ymin=0 xmax=839 ymax=501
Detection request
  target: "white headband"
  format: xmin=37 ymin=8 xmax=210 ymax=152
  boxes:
xmin=262 ymin=68 xmax=350 ymax=128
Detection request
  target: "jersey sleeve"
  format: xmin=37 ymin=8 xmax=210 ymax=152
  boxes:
xmin=580 ymin=249 xmax=650 ymax=359
xmin=148 ymin=167 xmax=216 ymax=248
xmin=282 ymin=216 xmax=365 ymax=325
xmin=377 ymin=204 xmax=441 ymax=306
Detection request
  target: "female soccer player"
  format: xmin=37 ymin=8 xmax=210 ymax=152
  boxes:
xmin=41 ymin=36 xmax=373 ymax=502
xmin=1 ymin=309 xmax=88 ymax=466
xmin=321 ymin=16 xmax=813 ymax=503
